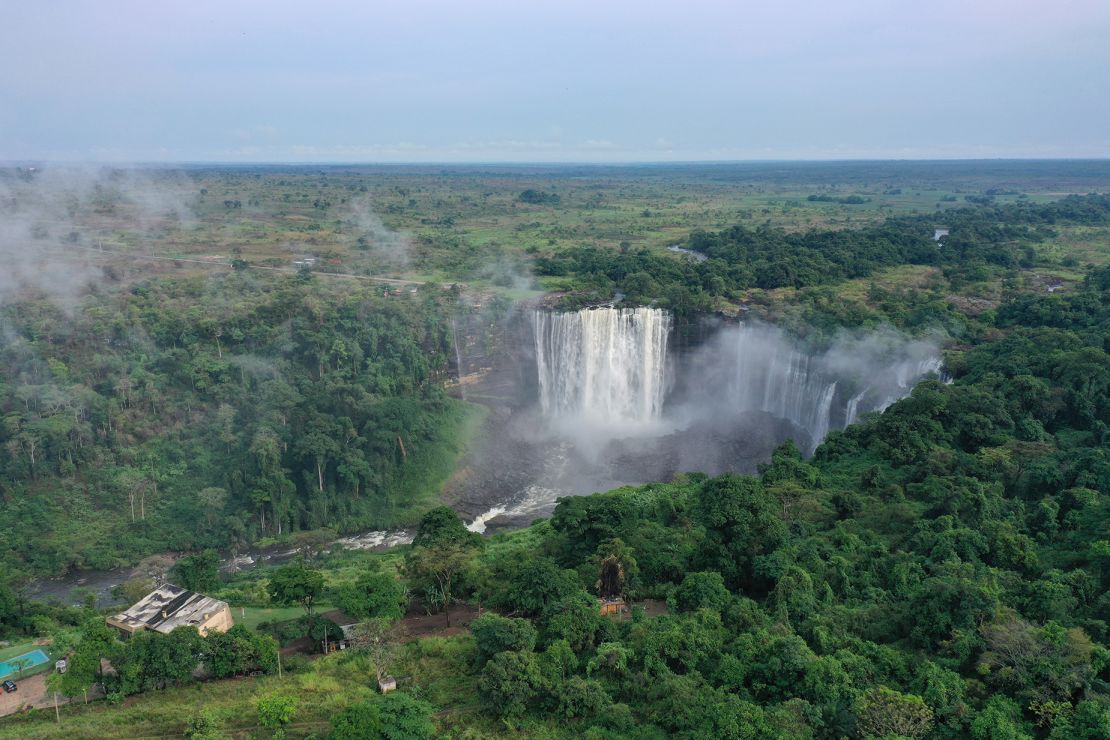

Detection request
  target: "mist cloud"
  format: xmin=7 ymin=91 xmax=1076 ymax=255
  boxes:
xmin=343 ymin=197 xmax=411 ymax=272
xmin=0 ymin=165 xmax=197 ymax=308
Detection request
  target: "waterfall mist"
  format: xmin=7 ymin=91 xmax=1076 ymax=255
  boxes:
xmin=454 ymin=307 xmax=942 ymax=533
xmin=671 ymin=321 xmax=944 ymax=453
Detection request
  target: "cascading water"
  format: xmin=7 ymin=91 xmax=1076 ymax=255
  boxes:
xmin=532 ymin=306 xmax=670 ymax=427
xmin=463 ymin=310 xmax=942 ymax=535
xmin=711 ymin=323 xmax=943 ymax=451
xmin=530 ymin=310 xmax=942 ymax=452
xmin=726 ymin=326 xmax=841 ymax=446
xmin=845 ymin=389 xmax=868 ymax=426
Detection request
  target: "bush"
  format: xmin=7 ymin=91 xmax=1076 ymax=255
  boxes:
xmin=185 ymin=709 xmax=227 ymax=740
xmin=330 ymin=700 xmax=381 ymax=739
xmin=541 ymin=593 xmax=603 ymax=652
xmin=334 ymin=571 xmax=407 ymax=621
xmin=377 ymin=692 xmax=436 ymax=739
xmin=257 ymin=693 xmax=298 ymax=734
xmin=556 ymin=676 xmax=610 ymax=719
xmin=673 ymin=571 xmax=730 ymax=613
xmin=479 ymin=651 xmax=541 ymax=718
xmin=205 ymin=624 xmax=278 ymax=678
xmin=471 ymin=613 xmax=537 ymax=665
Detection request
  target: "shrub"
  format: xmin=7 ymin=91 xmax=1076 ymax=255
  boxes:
xmin=470 ymin=613 xmax=537 ymax=665
xmin=257 ymin=694 xmax=297 ymax=736
xmin=673 ymin=571 xmax=730 ymax=613
xmin=334 ymin=571 xmax=407 ymax=621
xmin=377 ymin=692 xmax=436 ymax=739
xmin=479 ymin=651 xmax=541 ymax=718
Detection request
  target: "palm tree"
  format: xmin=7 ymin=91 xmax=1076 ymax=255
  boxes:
xmin=10 ymin=656 xmax=33 ymax=679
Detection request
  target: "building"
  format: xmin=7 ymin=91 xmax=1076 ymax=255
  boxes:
xmin=107 ymin=584 xmax=233 ymax=638
xmin=599 ymin=597 xmax=628 ymax=616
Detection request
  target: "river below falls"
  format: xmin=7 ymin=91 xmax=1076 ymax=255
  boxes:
xmin=27 ymin=529 xmax=416 ymax=608
xmin=27 ymin=406 xmax=797 ymax=608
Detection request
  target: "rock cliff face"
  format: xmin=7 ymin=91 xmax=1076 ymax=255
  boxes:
xmin=443 ymin=304 xmax=943 ymax=533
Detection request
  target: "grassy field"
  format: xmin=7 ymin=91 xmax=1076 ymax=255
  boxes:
xmin=9 ymin=161 xmax=1108 ymax=300
xmin=1032 ymin=223 xmax=1110 ymax=267
xmin=232 ymin=606 xmax=325 ymax=632
xmin=0 ymin=636 xmax=490 ymax=740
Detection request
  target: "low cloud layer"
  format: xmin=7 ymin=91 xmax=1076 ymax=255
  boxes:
xmin=343 ymin=197 xmax=411 ymax=272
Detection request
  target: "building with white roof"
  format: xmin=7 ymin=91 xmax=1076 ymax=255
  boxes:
xmin=107 ymin=584 xmax=233 ymax=638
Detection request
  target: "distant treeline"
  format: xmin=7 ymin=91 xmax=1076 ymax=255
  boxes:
xmin=536 ymin=194 xmax=1110 ymax=313
xmin=807 ymin=193 xmax=871 ymax=204
xmin=518 ymin=188 xmax=561 ymax=205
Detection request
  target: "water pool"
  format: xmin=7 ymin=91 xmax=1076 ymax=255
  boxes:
xmin=0 ymin=648 xmax=50 ymax=679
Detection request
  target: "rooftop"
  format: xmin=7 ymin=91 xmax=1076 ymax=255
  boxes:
xmin=108 ymin=584 xmax=229 ymax=634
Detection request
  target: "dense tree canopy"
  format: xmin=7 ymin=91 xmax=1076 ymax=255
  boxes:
xmin=0 ymin=273 xmax=471 ymax=577
xmin=398 ymin=263 xmax=1110 ymax=737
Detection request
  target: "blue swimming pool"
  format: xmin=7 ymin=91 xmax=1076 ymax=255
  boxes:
xmin=0 ymin=649 xmax=50 ymax=679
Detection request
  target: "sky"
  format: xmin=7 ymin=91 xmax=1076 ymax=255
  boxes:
xmin=2 ymin=0 xmax=1109 ymax=163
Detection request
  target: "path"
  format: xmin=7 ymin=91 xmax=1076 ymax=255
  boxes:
xmin=0 ymin=672 xmax=102 ymax=719
xmin=64 ymin=244 xmax=431 ymax=287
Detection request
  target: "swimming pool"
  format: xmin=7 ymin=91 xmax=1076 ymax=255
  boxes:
xmin=0 ymin=649 xmax=50 ymax=679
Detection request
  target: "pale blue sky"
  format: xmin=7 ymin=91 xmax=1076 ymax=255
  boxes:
xmin=2 ymin=0 xmax=1109 ymax=162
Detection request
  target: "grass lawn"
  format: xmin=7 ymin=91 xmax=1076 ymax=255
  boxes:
xmin=0 ymin=641 xmax=40 ymax=663
xmin=233 ymin=605 xmax=329 ymax=631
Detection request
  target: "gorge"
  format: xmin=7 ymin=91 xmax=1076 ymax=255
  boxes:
xmin=453 ymin=305 xmax=945 ymax=531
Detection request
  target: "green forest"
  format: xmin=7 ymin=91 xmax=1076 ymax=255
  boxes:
xmin=535 ymin=194 xmax=1110 ymax=313
xmin=0 ymin=273 xmax=475 ymax=577
xmin=1 ymin=169 xmax=1108 ymax=738
xmin=359 ymin=264 xmax=1108 ymax=737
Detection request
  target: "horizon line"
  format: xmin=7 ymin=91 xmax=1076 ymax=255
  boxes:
xmin=4 ymin=156 xmax=1110 ymax=168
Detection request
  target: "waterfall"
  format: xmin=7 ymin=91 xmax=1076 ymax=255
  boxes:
xmin=451 ymin=318 xmax=466 ymax=400
xmin=532 ymin=307 xmax=670 ymax=426
xmin=845 ymin=389 xmax=868 ymax=426
xmin=718 ymin=323 xmax=942 ymax=452
xmin=530 ymin=309 xmax=939 ymax=454
xmin=724 ymin=324 xmax=843 ymax=448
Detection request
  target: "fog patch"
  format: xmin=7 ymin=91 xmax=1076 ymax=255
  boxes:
xmin=671 ymin=320 xmax=944 ymax=452
xmin=344 ymin=197 xmax=411 ymax=272
xmin=0 ymin=165 xmax=197 ymax=309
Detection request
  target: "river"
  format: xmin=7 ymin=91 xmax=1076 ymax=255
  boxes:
xmin=27 ymin=529 xmax=415 ymax=608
